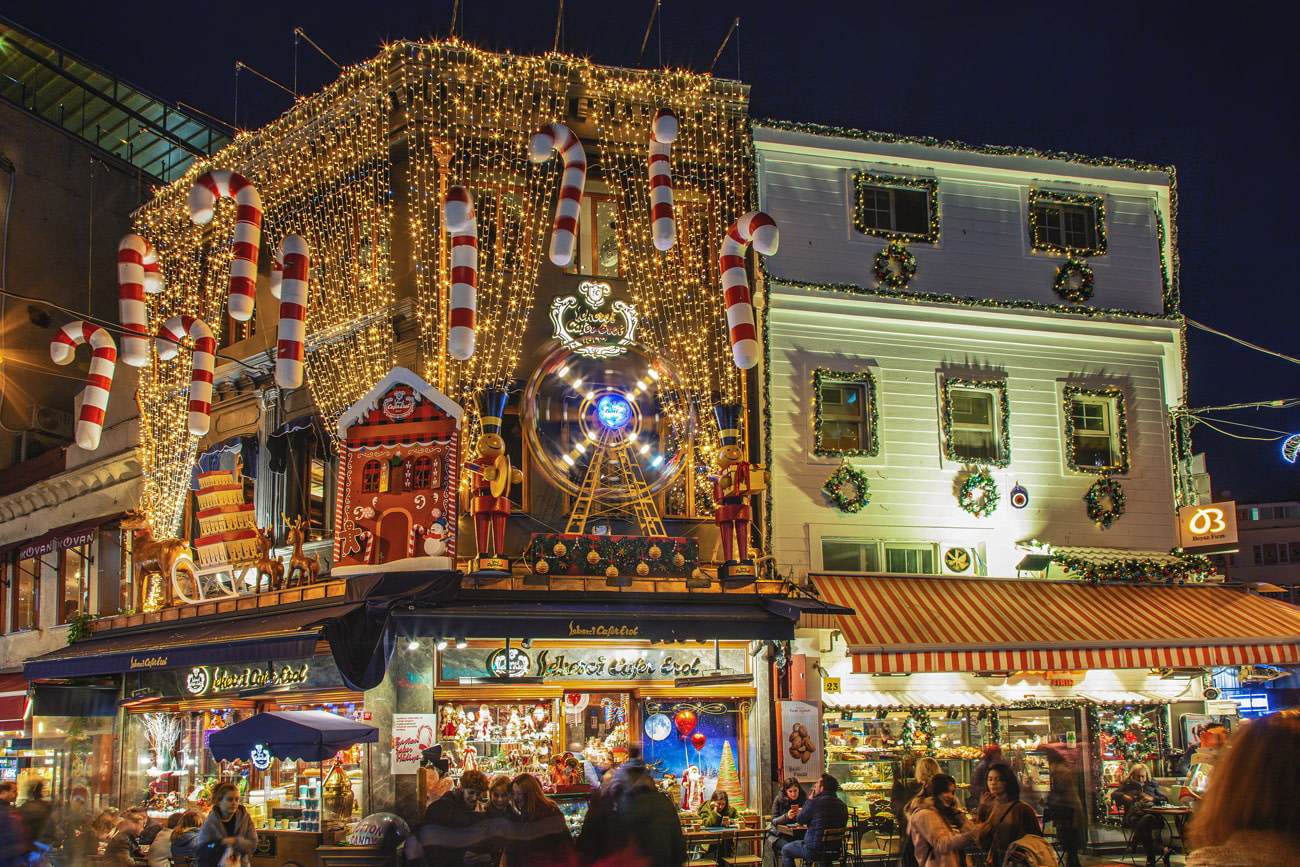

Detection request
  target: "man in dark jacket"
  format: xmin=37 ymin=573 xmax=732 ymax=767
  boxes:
xmin=780 ymin=773 xmax=849 ymax=867
xmin=617 ymin=764 xmax=686 ymax=867
xmin=0 ymin=782 xmax=28 ymax=867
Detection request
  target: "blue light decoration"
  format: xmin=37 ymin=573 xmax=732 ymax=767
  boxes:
xmin=1282 ymin=434 xmax=1300 ymax=464
xmin=595 ymin=393 xmax=632 ymax=430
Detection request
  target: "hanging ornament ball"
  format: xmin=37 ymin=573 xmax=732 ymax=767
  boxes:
xmin=691 ymin=731 xmax=707 ymax=751
xmin=675 ymin=709 xmax=697 ymax=737
xmin=672 ymin=552 xmax=685 ymax=568
xmin=635 ymin=561 xmax=650 ymax=576
xmin=586 ymin=549 xmax=601 ymax=566
xmin=648 ymin=544 xmax=662 ymax=560
xmin=605 ymin=565 xmax=619 ymax=579
xmin=553 ymin=542 xmax=568 ymax=557
xmin=534 ymin=560 xmax=550 ymax=575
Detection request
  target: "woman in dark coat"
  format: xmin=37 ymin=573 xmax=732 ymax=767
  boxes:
xmin=195 ymin=783 xmax=258 ymax=867
xmin=505 ymin=773 xmax=574 ymax=867
xmin=974 ymin=764 xmax=1043 ymax=866
xmin=1111 ymin=764 xmax=1167 ymax=867
xmin=768 ymin=778 xmax=807 ymax=860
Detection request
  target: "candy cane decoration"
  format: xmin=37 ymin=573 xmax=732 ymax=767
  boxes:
xmin=117 ymin=234 xmax=163 ymax=367
xmin=649 ymin=109 xmax=677 ymax=251
xmin=274 ymin=235 xmax=310 ymax=389
xmin=719 ymin=211 xmax=780 ymax=370
xmin=155 ymin=316 xmax=216 ymax=436
xmin=188 ymin=170 xmax=262 ymax=321
xmin=359 ymin=529 xmax=376 ymax=564
xmin=49 ymin=322 xmax=117 ymax=450
xmin=409 ymin=525 xmax=426 ymax=559
xmin=528 ymin=123 xmax=586 ymax=267
xmin=444 ymin=186 xmax=477 ymax=360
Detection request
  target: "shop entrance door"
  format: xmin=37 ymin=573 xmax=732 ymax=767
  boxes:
xmin=377 ymin=510 xmax=411 ymax=562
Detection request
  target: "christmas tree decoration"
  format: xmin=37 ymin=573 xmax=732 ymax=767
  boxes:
xmin=822 ymin=464 xmax=871 ymax=513
xmin=873 ymin=241 xmax=918 ymax=290
xmin=957 ymin=470 xmax=999 ymax=518
xmin=899 ymin=710 xmax=935 ymax=755
xmin=716 ymin=740 xmax=743 ymax=804
xmin=1053 ymin=258 xmax=1095 ymax=304
xmin=1084 ymin=476 xmax=1126 ymax=529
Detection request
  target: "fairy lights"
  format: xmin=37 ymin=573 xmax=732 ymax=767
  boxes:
xmin=126 ymin=40 xmax=755 ymax=534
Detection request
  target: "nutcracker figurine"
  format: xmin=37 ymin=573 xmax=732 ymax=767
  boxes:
xmin=711 ymin=403 xmax=766 ymax=582
xmin=467 ymin=388 xmax=523 ymax=573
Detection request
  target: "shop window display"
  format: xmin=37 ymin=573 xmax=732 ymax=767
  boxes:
xmin=32 ymin=715 xmax=114 ymax=811
xmin=642 ymin=701 xmax=743 ymax=810
xmin=822 ymin=709 xmax=987 ymax=811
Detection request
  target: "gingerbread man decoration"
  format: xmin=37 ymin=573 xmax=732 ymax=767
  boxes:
xmin=466 ymin=388 xmax=523 ymax=569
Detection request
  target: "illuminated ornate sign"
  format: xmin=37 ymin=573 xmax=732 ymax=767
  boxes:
xmin=184 ymin=662 xmax=311 ymax=696
xmin=487 ymin=648 xmax=530 ymax=678
xmin=250 ymin=744 xmax=272 ymax=770
xmin=1177 ymin=501 xmax=1238 ymax=553
xmin=549 ymin=281 xmax=639 ymax=358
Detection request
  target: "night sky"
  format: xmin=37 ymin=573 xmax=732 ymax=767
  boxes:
xmin=12 ymin=1 xmax=1299 ymax=502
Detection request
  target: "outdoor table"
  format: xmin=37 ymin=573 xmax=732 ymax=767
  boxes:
xmin=1146 ymin=805 xmax=1193 ymax=850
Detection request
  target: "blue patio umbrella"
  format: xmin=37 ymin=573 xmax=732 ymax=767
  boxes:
xmin=208 ymin=710 xmax=378 ymax=762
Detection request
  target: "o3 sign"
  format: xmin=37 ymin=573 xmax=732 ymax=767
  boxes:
xmin=1178 ymin=501 xmax=1238 ymax=552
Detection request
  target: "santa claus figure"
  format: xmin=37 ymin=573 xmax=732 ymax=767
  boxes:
xmin=681 ymin=764 xmax=705 ymax=812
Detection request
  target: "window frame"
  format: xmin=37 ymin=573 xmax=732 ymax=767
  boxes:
xmin=941 ymin=378 xmax=1011 ymax=467
xmin=58 ymin=542 xmax=93 ymax=625
xmin=817 ymin=538 xmax=940 ymax=576
xmin=1062 ymin=385 xmax=1129 ymax=474
xmin=1029 ymin=189 xmax=1107 ymax=256
xmin=813 ymin=368 xmax=879 ymax=458
xmin=10 ymin=552 xmax=40 ymax=633
xmin=852 ymin=172 xmax=940 ymax=243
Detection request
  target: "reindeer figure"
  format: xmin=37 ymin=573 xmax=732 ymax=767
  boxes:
xmin=283 ymin=515 xmax=321 ymax=587
xmin=121 ymin=510 xmax=196 ymax=610
xmin=253 ymin=526 xmax=285 ymax=591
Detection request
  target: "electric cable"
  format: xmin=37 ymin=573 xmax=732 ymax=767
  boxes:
xmin=1187 ymin=318 xmax=1300 ymax=367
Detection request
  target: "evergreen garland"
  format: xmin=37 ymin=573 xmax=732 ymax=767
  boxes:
xmin=823 ymin=464 xmax=871 ymax=513
xmin=900 ymin=710 xmax=936 ymax=755
xmin=1085 ymin=476 xmax=1126 ymax=528
xmin=1053 ymin=258 xmax=1095 ymax=303
xmin=957 ymin=470 xmax=999 ymax=518
xmin=874 ymin=241 xmax=918 ymax=290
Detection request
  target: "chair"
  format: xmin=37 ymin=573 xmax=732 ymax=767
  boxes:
xmin=684 ymin=828 xmax=725 ymax=867
xmin=811 ymin=826 xmax=851 ymax=867
xmin=722 ymin=828 xmax=765 ymax=867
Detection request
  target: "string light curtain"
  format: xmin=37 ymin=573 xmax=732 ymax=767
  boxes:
xmin=128 ymin=41 xmax=754 ymax=534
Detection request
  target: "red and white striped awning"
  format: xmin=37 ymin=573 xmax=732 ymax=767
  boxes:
xmin=812 ymin=574 xmax=1300 ymax=674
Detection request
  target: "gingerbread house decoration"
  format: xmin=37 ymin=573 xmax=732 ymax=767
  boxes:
xmin=332 ymin=367 xmax=462 ymax=573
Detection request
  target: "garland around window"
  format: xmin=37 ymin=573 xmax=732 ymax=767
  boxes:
xmin=1062 ymin=385 xmax=1129 ymax=474
xmin=957 ymin=469 xmax=999 ymax=518
xmin=852 ymin=172 xmax=940 ymax=243
xmin=813 ymin=368 xmax=879 ymax=457
xmin=823 ymin=464 xmax=871 ymax=513
xmin=941 ymin=378 xmax=1011 ymax=468
xmin=1029 ymin=189 xmax=1108 ymax=257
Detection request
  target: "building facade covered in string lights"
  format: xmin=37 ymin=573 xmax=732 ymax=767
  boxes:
xmin=9 ymin=39 xmax=818 ymax=826
xmin=753 ymin=121 xmax=1300 ymax=841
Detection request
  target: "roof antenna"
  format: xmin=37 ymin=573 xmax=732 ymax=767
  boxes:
xmin=552 ymin=0 xmax=565 ymax=53
xmin=707 ymin=17 xmax=739 ymax=75
xmin=637 ymin=0 xmax=661 ymax=67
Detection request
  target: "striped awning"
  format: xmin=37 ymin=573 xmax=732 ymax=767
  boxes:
xmin=812 ymin=574 xmax=1300 ymax=674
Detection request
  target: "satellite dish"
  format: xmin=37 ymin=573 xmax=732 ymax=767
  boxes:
xmin=1282 ymin=434 xmax=1300 ymax=464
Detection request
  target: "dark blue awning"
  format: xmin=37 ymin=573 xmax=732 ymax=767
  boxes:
xmin=23 ymin=605 xmax=356 ymax=680
xmin=208 ymin=710 xmax=378 ymax=761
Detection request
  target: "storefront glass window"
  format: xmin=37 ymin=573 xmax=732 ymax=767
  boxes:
xmin=642 ymin=701 xmax=742 ymax=810
xmin=33 ymin=715 xmax=115 ymax=813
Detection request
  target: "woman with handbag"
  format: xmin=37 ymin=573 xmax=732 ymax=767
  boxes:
xmin=195 ymin=783 xmax=258 ymax=867
xmin=974 ymin=765 xmax=1042 ymax=866
xmin=908 ymin=774 xmax=987 ymax=867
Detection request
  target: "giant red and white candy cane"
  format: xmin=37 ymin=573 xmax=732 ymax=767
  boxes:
xmin=49 ymin=322 xmax=117 ymax=450
xmin=528 ymin=123 xmax=586 ymax=267
xmin=155 ymin=316 xmax=216 ymax=436
xmin=719 ymin=211 xmax=780 ymax=370
xmin=649 ymin=109 xmax=678 ymax=251
xmin=274 ymin=235 xmax=310 ymax=389
xmin=444 ymin=185 xmax=477 ymax=360
xmin=117 ymin=234 xmax=163 ymax=367
xmin=188 ymin=170 xmax=262 ymax=321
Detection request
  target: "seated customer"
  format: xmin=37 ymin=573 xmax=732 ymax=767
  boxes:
xmin=768 ymin=778 xmax=807 ymax=861
xmin=781 ymin=774 xmax=849 ymax=867
xmin=1111 ymin=764 xmax=1167 ymax=867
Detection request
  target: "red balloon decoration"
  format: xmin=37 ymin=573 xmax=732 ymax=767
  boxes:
xmin=674 ymin=709 xmax=697 ymax=736
xmin=691 ymin=731 xmax=706 ymax=751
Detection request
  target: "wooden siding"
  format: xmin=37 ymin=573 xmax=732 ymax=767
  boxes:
xmin=755 ymin=138 xmax=1169 ymax=315
xmin=767 ymin=294 xmax=1181 ymax=580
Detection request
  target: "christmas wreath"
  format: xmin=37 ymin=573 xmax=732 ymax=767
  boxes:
xmin=1053 ymin=258 xmax=1095 ymax=303
xmin=1085 ymin=475 xmax=1125 ymax=528
xmin=957 ymin=470 xmax=999 ymax=518
xmin=874 ymin=241 xmax=917 ymax=290
xmin=823 ymin=464 xmax=870 ymax=513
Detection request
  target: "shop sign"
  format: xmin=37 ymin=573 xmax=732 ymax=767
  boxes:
xmin=184 ymin=662 xmax=311 ymax=696
xmin=1010 ymin=671 xmax=1084 ymax=687
xmin=1177 ymin=501 xmax=1238 ymax=553
xmin=18 ymin=528 xmax=99 ymax=561
xmin=549 ymin=281 xmax=640 ymax=359
xmin=250 ymin=745 xmax=272 ymax=770
xmin=440 ymin=646 xmax=748 ymax=683
xmin=130 ymin=656 xmax=170 ymax=670
xmin=823 ymin=678 xmax=841 ymax=694
xmin=778 ymin=701 xmax=822 ymax=784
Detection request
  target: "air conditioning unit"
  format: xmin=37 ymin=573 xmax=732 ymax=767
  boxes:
xmin=27 ymin=405 xmax=74 ymax=438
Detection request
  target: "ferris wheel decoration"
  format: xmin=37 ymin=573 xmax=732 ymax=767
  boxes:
xmin=1282 ymin=434 xmax=1300 ymax=464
